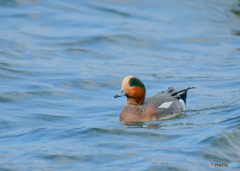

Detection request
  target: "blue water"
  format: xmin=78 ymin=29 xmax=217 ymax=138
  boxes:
xmin=1 ymin=0 xmax=240 ymax=170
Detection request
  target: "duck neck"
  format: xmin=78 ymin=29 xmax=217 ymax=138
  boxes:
xmin=127 ymin=96 xmax=145 ymax=106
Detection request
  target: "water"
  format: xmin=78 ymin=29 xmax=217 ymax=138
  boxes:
xmin=0 ymin=0 xmax=240 ymax=170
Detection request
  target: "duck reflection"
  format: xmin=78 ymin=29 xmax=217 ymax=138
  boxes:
xmin=123 ymin=121 xmax=162 ymax=129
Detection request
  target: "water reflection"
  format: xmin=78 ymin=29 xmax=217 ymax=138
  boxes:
xmin=231 ymin=1 xmax=240 ymax=17
xmin=0 ymin=0 xmax=38 ymax=6
xmin=232 ymin=30 xmax=240 ymax=36
xmin=123 ymin=121 xmax=162 ymax=129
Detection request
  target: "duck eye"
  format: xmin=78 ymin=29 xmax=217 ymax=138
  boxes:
xmin=130 ymin=84 xmax=134 ymax=87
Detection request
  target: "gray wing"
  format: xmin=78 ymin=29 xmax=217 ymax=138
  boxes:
xmin=142 ymin=87 xmax=187 ymax=118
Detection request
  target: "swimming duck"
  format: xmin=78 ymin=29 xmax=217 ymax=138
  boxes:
xmin=114 ymin=76 xmax=195 ymax=122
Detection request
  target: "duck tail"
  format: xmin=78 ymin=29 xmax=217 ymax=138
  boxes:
xmin=172 ymin=86 xmax=195 ymax=105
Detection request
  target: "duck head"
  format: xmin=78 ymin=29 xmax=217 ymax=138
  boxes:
xmin=114 ymin=76 xmax=146 ymax=105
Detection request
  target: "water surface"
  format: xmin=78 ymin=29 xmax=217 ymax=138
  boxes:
xmin=1 ymin=0 xmax=240 ymax=170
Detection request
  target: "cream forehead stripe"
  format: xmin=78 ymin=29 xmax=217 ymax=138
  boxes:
xmin=121 ymin=75 xmax=134 ymax=89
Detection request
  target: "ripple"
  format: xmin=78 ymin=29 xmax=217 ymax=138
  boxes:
xmin=59 ymin=78 xmax=115 ymax=90
xmin=0 ymin=90 xmax=83 ymax=103
xmin=43 ymin=154 xmax=92 ymax=163
xmin=1 ymin=0 xmax=240 ymax=170
xmin=82 ymin=2 xmax=132 ymax=17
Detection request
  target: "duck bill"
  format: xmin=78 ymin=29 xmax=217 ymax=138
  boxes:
xmin=114 ymin=89 xmax=126 ymax=98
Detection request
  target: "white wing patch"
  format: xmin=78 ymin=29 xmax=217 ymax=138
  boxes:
xmin=179 ymin=99 xmax=185 ymax=111
xmin=158 ymin=101 xmax=173 ymax=108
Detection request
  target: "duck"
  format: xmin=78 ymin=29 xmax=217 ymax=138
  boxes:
xmin=114 ymin=76 xmax=195 ymax=122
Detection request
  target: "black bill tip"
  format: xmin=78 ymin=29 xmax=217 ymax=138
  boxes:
xmin=114 ymin=95 xmax=119 ymax=98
